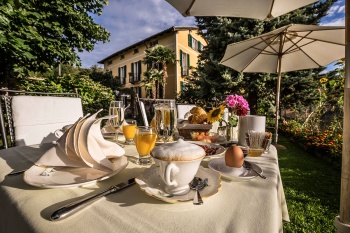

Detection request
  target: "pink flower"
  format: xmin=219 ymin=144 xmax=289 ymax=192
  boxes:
xmin=224 ymin=94 xmax=250 ymax=116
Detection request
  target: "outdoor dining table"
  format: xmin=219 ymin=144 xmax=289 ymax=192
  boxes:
xmin=0 ymin=142 xmax=289 ymax=233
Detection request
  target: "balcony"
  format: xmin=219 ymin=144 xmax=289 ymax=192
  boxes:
xmin=181 ymin=66 xmax=189 ymax=76
xmin=129 ymin=73 xmax=140 ymax=83
xmin=120 ymin=77 xmax=126 ymax=85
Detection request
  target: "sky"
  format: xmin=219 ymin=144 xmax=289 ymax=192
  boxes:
xmin=78 ymin=0 xmax=346 ymax=70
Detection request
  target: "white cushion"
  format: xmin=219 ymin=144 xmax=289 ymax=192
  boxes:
xmin=176 ymin=104 xmax=196 ymax=119
xmin=12 ymin=96 xmax=83 ymax=146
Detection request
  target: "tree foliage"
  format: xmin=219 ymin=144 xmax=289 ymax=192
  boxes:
xmin=17 ymin=72 xmax=114 ymax=116
xmin=143 ymin=45 xmax=176 ymax=98
xmin=177 ymin=0 xmax=336 ymax=117
xmin=0 ymin=0 xmax=110 ymax=86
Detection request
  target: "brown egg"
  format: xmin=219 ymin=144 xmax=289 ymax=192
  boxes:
xmin=225 ymin=145 xmax=244 ymax=168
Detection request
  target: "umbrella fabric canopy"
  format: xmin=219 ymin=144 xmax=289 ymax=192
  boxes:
xmin=220 ymin=24 xmax=345 ymax=143
xmin=166 ymin=0 xmax=318 ymax=20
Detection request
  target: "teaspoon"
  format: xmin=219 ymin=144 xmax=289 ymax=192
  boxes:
xmin=189 ymin=177 xmax=205 ymax=205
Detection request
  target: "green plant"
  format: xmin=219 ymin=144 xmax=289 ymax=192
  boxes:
xmin=18 ymin=74 xmax=114 ymax=116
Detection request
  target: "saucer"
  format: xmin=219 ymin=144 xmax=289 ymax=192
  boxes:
xmin=208 ymin=158 xmax=263 ymax=181
xmin=24 ymin=156 xmax=128 ymax=188
xmin=135 ymin=165 xmax=221 ymax=203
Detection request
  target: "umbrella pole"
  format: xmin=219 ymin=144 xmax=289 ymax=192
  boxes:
xmin=274 ymin=56 xmax=282 ymax=144
xmin=335 ymin=0 xmax=350 ymax=231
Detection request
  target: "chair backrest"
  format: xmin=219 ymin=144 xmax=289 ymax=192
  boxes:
xmin=136 ymin=99 xmax=149 ymax=127
xmin=0 ymin=90 xmax=83 ymax=148
xmin=176 ymin=104 xmax=196 ymax=119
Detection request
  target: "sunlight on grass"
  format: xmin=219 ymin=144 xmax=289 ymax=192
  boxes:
xmin=278 ymin=135 xmax=340 ymax=233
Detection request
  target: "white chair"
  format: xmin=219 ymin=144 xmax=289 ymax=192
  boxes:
xmin=0 ymin=91 xmax=83 ymax=148
xmin=176 ymin=104 xmax=196 ymax=120
xmin=12 ymin=95 xmax=83 ymax=146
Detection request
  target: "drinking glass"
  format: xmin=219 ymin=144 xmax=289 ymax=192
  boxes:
xmin=109 ymin=101 xmax=125 ymax=145
xmin=154 ymin=99 xmax=177 ymax=143
xmin=123 ymin=119 xmax=136 ymax=145
xmin=134 ymin=126 xmax=157 ymax=165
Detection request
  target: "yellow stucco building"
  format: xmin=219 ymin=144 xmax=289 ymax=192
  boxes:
xmin=98 ymin=26 xmax=207 ymax=99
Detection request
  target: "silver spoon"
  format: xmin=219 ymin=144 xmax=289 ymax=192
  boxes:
xmin=189 ymin=177 xmax=205 ymax=205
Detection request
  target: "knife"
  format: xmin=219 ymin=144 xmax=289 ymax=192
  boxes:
xmin=50 ymin=178 xmax=136 ymax=221
xmin=243 ymin=161 xmax=267 ymax=179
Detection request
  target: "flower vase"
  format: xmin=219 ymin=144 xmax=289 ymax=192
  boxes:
xmin=226 ymin=126 xmax=238 ymax=142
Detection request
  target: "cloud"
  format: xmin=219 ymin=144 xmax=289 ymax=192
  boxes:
xmin=79 ymin=0 xmax=195 ymax=68
xmin=80 ymin=0 xmax=346 ymax=67
xmin=327 ymin=5 xmax=340 ymax=17
xmin=320 ymin=0 xmax=345 ymax=26
xmin=320 ymin=17 xmax=345 ymax=26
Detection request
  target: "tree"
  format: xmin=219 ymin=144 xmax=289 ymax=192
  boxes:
xmin=0 ymin=0 xmax=110 ymax=86
xmin=177 ymin=0 xmax=336 ymax=116
xmin=143 ymin=45 xmax=176 ymax=99
xmin=141 ymin=69 xmax=163 ymax=98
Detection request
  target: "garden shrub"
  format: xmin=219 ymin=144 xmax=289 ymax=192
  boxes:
xmin=17 ymin=74 xmax=114 ymax=116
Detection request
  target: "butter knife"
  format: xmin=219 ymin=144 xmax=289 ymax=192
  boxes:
xmin=243 ymin=161 xmax=267 ymax=179
xmin=50 ymin=178 xmax=136 ymax=221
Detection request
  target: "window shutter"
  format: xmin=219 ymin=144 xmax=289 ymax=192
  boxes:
xmin=118 ymin=67 xmax=121 ymax=77
xmin=188 ymin=34 xmax=192 ymax=47
xmin=138 ymin=60 xmax=142 ymax=80
xmin=123 ymin=65 xmax=127 ymax=83
xmin=187 ymin=54 xmax=190 ymax=67
xmin=180 ymin=50 xmax=183 ymax=67
xmin=198 ymin=41 xmax=202 ymax=51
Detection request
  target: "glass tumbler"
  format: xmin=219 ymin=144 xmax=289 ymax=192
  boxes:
xmin=123 ymin=119 xmax=137 ymax=145
xmin=134 ymin=126 xmax=157 ymax=165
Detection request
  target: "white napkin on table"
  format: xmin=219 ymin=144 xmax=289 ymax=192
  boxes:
xmin=35 ymin=111 xmax=125 ymax=172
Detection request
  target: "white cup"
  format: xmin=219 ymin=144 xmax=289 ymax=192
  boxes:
xmin=153 ymin=157 xmax=202 ymax=196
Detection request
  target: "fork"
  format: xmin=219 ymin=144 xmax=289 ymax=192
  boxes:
xmin=243 ymin=161 xmax=266 ymax=179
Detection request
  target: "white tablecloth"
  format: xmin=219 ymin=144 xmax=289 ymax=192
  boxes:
xmin=0 ymin=143 xmax=289 ymax=233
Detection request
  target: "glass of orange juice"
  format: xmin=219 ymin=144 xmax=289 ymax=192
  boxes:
xmin=134 ymin=126 xmax=157 ymax=165
xmin=123 ymin=119 xmax=137 ymax=145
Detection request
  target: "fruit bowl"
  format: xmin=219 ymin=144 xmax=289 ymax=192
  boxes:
xmin=190 ymin=131 xmax=218 ymax=143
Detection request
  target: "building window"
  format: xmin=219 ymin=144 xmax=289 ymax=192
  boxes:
xmin=107 ymin=60 xmax=113 ymax=65
xmin=180 ymin=50 xmax=190 ymax=76
xmin=188 ymin=34 xmax=202 ymax=51
xmin=118 ymin=65 xmax=127 ymax=85
xmin=132 ymin=86 xmax=141 ymax=98
xmin=150 ymin=40 xmax=158 ymax=47
xmin=133 ymin=48 xmax=139 ymax=54
xmin=120 ymin=54 xmax=125 ymax=60
xmin=130 ymin=61 xmax=142 ymax=83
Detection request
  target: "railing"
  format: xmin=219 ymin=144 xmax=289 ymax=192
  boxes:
xmin=120 ymin=77 xmax=126 ymax=85
xmin=181 ymin=66 xmax=189 ymax=76
xmin=129 ymin=73 xmax=140 ymax=83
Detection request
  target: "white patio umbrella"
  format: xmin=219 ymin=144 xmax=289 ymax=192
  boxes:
xmin=165 ymin=0 xmax=318 ymax=20
xmin=219 ymin=24 xmax=345 ymax=143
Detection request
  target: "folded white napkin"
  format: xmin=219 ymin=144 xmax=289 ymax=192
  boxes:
xmin=35 ymin=111 xmax=125 ymax=172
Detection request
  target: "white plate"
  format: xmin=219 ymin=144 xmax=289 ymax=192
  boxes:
xmin=208 ymin=158 xmax=263 ymax=181
xmin=187 ymin=141 xmax=226 ymax=158
xmin=24 ymin=156 xmax=128 ymax=188
xmin=135 ymin=165 xmax=221 ymax=203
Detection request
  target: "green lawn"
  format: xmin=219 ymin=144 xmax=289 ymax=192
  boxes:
xmin=278 ymin=135 xmax=341 ymax=232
